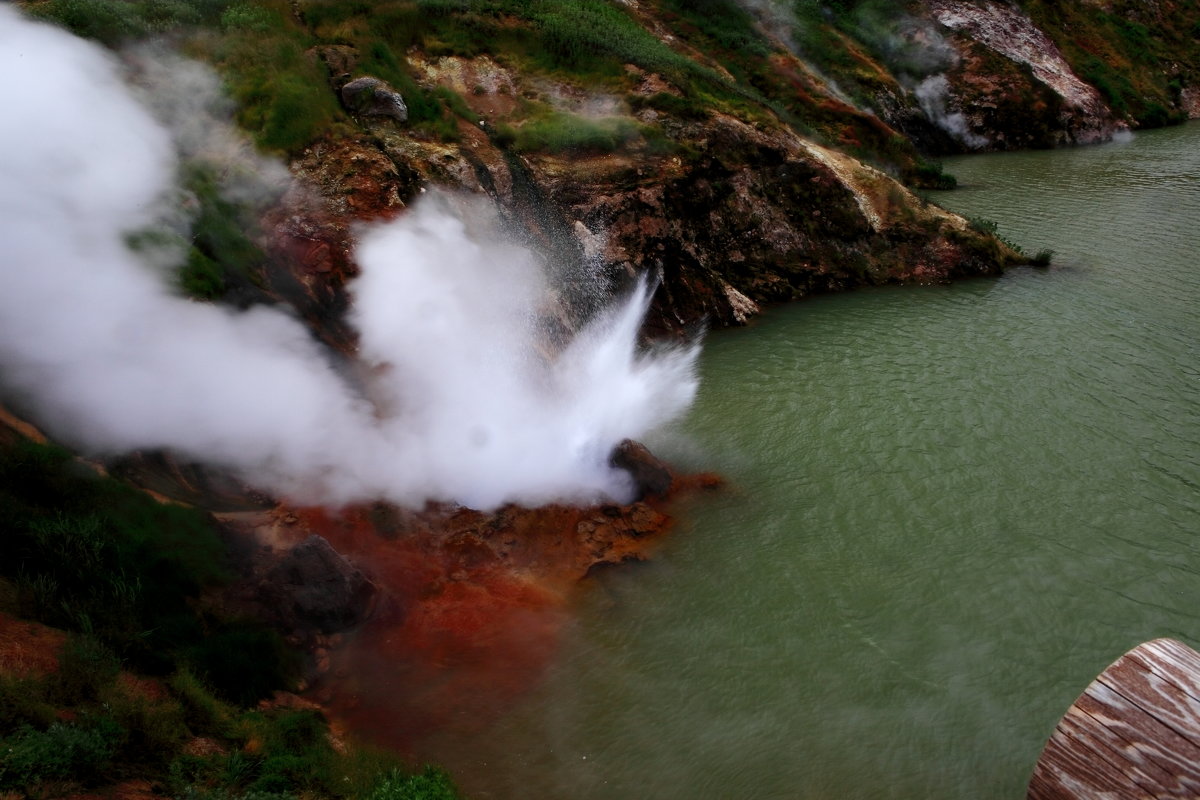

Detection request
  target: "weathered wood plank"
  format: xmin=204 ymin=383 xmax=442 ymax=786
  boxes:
xmin=1128 ymin=639 xmax=1200 ymax=705
xmin=1097 ymin=659 xmax=1200 ymax=745
xmin=1094 ymin=673 xmax=1200 ymax=749
xmin=1028 ymin=638 xmax=1200 ymax=800
xmin=1077 ymin=684 xmax=1200 ymax=793
xmin=1057 ymin=705 xmax=1163 ymax=794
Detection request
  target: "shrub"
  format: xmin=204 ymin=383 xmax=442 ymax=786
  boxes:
xmin=1081 ymin=56 xmax=1134 ymax=117
xmin=0 ymin=675 xmax=56 ymax=735
xmin=53 ymin=635 xmax=121 ymax=705
xmin=27 ymin=0 xmax=149 ymax=43
xmin=261 ymin=710 xmax=327 ymax=755
xmin=966 ymin=215 xmax=998 ymax=236
xmin=222 ymin=750 xmax=262 ymax=788
xmin=171 ymin=784 xmax=296 ymax=800
xmin=170 ymin=669 xmax=239 ymax=738
xmin=183 ymin=248 xmax=228 ymax=300
xmin=99 ymin=678 xmax=190 ymax=767
xmin=910 ymin=160 xmax=957 ymax=190
xmin=261 ymin=74 xmax=331 ymax=152
xmin=368 ymin=766 xmax=462 ymax=800
xmin=435 ymin=87 xmax=480 ymax=123
xmin=1136 ymin=101 xmax=1174 ymax=128
xmin=662 ymin=0 xmax=769 ymax=57
xmin=208 ymin=708 xmax=338 ymax=795
xmin=216 ymin=23 xmax=343 ymax=154
xmin=185 ymin=622 xmax=299 ymax=707
xmin=180 ymin=162 xmax=272 ymax=299
xmin=967 ymin=215 xmax=1025 ymax=255
xmin=0 ymin=718 xmax=123 ymax=790
xmin=414 ymin=0 xmax=725 ymax=92
xmin=249 ymin=754 xmax=308 ymax=794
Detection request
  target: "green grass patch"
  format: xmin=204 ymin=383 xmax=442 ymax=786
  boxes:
xmin=26 ymin=0 xmax=232 ymax=44
xmin=220 ymin=39 xmax=342 ymax=153
xmin=1019 ymin=0 xmax=1194 ymax=127
xmin=629 ymin=91 xmax=709 ymax=120
xmin=0 ymin=438 xmax=268 ymax=682
xmin=0 ymin=656 xmax=462 ymax=799
xmin=660 ymin=0 xmax=770 ymax=58
xmin=512 ymin=112 xmax=642 ymax=154
xmin=411 ymin=0 xmax=736 ymax=101
xmin=0 ymin=674 xmax=57 ymax=733
xmin=436 ymin=86 xmax=481 ymax=124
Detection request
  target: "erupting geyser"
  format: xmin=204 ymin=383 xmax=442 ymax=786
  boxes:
xmin=0 ymin=7 xmax=699 ymax=510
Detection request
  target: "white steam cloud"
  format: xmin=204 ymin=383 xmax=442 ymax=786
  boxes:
xmin=0 ymin=8 xmax=698 ymax=510
xmin=125 ymin=42 xmax=292 ymax=209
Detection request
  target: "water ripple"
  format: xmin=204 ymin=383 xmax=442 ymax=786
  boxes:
xmin=426 ymin=123 xmax=1200 ymax=800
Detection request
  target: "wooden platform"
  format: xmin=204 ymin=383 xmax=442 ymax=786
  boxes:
xmin=1028 ymin=638 xmax=1200 ymax=799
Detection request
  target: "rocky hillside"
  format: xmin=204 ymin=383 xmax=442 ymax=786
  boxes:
xmin=16 ymin=0 xmax=1199 ymax=335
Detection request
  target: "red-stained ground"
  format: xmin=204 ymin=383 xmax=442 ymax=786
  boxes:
xmin=279 ymin=483 xmax=721 ymax=754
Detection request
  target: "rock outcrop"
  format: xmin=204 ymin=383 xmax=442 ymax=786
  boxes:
xmin=267 ymin=57 xmax=1017 ymax=340
xmin=610 ymin=438 xmax=673 ymax=501
xmin=261 ymin=535 xmax=377 ymax=634
xmin=339 ymin=76 xmax=408 ymax=122
xmin=927 ymin=0 xmax=1126 ymax=148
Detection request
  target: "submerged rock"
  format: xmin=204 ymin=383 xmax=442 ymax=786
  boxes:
xmin=610 ymin=438 xmax=673 ymax=501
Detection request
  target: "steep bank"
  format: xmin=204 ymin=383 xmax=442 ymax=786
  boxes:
xmin=63 ymin=0 xmax=1187 ymax=333
xmin=19 ymin=0 xmax=1045 ymax=335
xmin=770 ymin=1 xmax=1199 ymax=153
xmin=25 ymin=0 xmax=1194 ymax=336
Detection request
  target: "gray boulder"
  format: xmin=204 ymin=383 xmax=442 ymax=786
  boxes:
xmin=264 ymin=535 xmax=376 ymax=633
xmin=340 ymin=76 xmax=408 ymax=122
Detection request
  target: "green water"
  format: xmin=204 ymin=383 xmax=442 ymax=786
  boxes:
xmin=435 ymin=122 xmax=1200 ymax=799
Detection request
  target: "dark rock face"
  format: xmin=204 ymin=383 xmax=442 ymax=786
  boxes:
xmin=924 ymin=0 xmax=1125 ymax=149
xmin=524 ymin=114 xmax=1010 ymax=332
xmin=265 ymin=54 xmax=1020 ymax=344
xmin=262 ymin=535 xmax=376 ymax=634
xmin=610 ymin=439 xmax=673 ymax=501
xmin=340 ymin=77 xmax=408 ymax=122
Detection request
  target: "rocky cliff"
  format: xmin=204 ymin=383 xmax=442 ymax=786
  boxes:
xmin=774 ymin=0 xmax=1198 ymax=154
xmin=19 ymin=0 xmax=1181 ymax=335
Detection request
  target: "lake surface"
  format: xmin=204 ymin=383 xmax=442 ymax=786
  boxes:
xmin=426 ymin=122 xmax=1200 ymax=799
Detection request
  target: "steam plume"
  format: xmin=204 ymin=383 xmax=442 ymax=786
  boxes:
xmin=914 ymin=74 xmax=989 ymax=149
xmin=732 ymin=0 xmax=798 ymax=50
xmin=0 ymin=7 xmax=698 ymax=510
